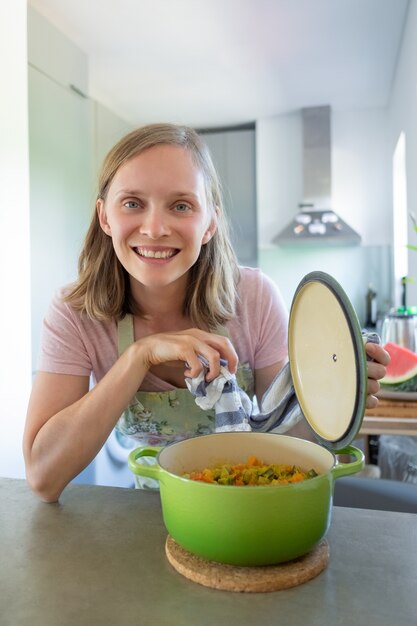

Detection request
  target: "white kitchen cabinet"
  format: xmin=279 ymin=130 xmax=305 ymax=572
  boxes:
xmin=28 ymin=65 xmax=93 ymax=375
xmin=28 ymin=6 xmax=94 ymax=375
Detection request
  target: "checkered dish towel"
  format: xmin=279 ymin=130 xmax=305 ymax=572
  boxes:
xmin=185 ymin=331 xmax=380 ymax=434
xmin=185 ymin=357 xmax=301 ymax=434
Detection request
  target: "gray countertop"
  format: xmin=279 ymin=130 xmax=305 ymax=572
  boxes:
xmin=1 ymin=477 xmax=416 ymax=626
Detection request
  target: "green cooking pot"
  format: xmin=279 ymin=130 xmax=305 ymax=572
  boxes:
xmin=128 ymin=272 xmax=369 ymax=566
xmin=128 ymin=432 xmax=364 ymax=566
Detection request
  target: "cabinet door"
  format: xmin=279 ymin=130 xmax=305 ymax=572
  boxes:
xmin=29 ymin=65 xmax=93 ymax=373
xmin=203 ymin=129 xmax=258 ymax=266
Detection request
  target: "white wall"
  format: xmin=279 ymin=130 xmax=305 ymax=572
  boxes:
xmin=388 ymin=0 xmax=417 ymax=306
xmin=332 ymin=108 xmax=391 ymax=247
xmin=28 ymin=6 xmax=88 ymax=95
xmin=93 ymin=100 xmax=134 ymax=178
xmin=256 ymin=112 xmax=302 ymax=247
xmin=256 ymin=107 xmax=392 ymax=323
xmin=0 ymin=1 xmax=31 ymax=478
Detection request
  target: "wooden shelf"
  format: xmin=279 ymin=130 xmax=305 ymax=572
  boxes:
xmin=361 ymin=399 xmax=417 ymax=436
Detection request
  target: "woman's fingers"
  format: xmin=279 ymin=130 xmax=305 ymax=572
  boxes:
xmin=196 ymin=349 xmax=222 ymax=382
xmin=139 ymin=329 xmax=239 ymax=382
xmin=365 ymin=343 xmax=390 ymax=407
xmin=366 ymin=394 xmax=379 ymax=409
xmin=365 ymin=344 xmax=390 ymax=407
xmin=178 ymin=330 xmax=239 ymax=376
xmin=366 ymin=360 xmax=387 ymax=382
xmin=365 ymin=342 xmax=390 ymax=367
xmin=367 ymin=377 xmax=380 ymax=396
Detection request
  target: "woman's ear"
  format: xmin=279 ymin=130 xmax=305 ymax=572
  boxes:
xmin=97 ymin=199 xmax=112 ymax=236
xmin=202 ymin=207 xmax=219 ymax=244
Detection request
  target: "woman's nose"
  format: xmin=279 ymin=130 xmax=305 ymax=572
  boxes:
xmin=139 ymin=207 xmax=170 ymax=239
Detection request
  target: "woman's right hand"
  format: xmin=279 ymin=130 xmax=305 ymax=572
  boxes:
xmin=136 ymin=328 xmax=238 ymax=382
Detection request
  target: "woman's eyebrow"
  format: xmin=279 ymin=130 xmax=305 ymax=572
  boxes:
xmin=113 ymin=188 xmax=143 ymax=198
xmin=114 ymin=189 xmax=201 ymax=200
xmin=170 ymin=191 xmax=200 ymax=200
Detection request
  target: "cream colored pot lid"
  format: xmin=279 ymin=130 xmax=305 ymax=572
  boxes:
xmin=288 ymin=271 xmax=367 ymax=451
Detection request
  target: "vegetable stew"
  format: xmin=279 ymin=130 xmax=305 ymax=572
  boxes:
xmin=183 ymin=455 xmax=318 ymax=486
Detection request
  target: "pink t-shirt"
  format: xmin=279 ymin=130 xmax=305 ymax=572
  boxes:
xmin=38 ymin=266 xmax=288 ymax=390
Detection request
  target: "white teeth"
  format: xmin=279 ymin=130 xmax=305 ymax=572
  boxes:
xmin=136 ymin=248 xmax=175 ymax=259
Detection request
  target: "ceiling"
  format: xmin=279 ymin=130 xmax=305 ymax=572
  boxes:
xmin=28 ymin=0 xmax=410 ymax=128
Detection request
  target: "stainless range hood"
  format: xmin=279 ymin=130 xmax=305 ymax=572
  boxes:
xmin=273 ymin=106 xmax=361 ymax=246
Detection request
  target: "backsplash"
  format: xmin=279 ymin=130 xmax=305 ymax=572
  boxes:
xmin=258 ymin=244 xmax=393 ymax=328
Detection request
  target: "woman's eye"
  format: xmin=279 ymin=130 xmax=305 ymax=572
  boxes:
xmin=123 ymin=200 xmax=139 ymax=209
xmin=174 ymin=203 xmax=191 ymax=213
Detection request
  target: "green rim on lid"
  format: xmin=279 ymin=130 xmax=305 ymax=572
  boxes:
xmin=288 ymin=271 xmax=368 ymax=451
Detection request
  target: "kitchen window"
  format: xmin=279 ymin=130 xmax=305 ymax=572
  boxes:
xmin=392 ymin=131 xmax=408 ymax=306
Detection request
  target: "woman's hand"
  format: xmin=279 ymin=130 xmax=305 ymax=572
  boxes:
xmin=365 ymin=342 xmax=390 ymax=408
xmin=137 ymin=328 xmax=238 ymax=382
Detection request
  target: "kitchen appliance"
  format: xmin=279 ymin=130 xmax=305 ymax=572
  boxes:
xmin=128 ymin=272 xmax=367 ymax=566
xmin=273 ymin=106 xmax=361 ymax=245
xmin=380 ymin=306 xmax=417 ymax=352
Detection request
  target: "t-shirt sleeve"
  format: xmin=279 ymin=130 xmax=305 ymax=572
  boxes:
xmin=252 ymin=271 xmax=289 ymax=369
xmin=37 ymin=292 xmax=93 ymax=377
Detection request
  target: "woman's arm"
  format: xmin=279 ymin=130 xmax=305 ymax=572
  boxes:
xmin=24 ymin=343 xmax=150 ymax=502
xmin=24 ymin=329 xmax=238 ymax=502
xmin=254 ymin=360 xmax=287 ymax=402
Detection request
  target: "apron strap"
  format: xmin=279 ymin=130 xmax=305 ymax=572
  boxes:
xmin=118 ymin=314 xmax=134 ymax=356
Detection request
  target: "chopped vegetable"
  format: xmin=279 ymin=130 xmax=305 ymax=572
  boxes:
xmin=183 ymin=456 xmax=318 ymax=486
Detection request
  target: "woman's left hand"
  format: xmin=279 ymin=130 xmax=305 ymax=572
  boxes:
xmin=365 ymin=342 xmax=390 ymax=408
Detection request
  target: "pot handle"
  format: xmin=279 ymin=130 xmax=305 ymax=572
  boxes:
xmin=331 ymin=445 xmax=365 ymax=479
xmin=128 ymin=446 xmax=163 ymax=481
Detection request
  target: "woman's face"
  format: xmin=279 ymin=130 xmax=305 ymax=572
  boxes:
xmin=97 ymin=144 xmax=216 ymax=293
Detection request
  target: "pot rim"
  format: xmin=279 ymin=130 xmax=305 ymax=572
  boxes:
xmin=128 ymin=433 xmax=364 ymax=483
xmin=155 ymin=432 xmax=338 ymax=486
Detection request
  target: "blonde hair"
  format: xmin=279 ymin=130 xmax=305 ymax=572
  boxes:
xmin=65 ymin=123 xmax=239 ymax=329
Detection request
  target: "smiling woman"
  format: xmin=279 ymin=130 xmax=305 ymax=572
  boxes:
xmin=23 ymin=123 xmax=284 ymax=500
xmin=96 ymin=144 xmax=217 ymax=296
xmin=22 ymin=122 xmax=389 ymax=502
xmin=68 ymin=125 xmax=237 ymax=328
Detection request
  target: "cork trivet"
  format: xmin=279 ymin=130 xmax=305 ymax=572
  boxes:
xmin=165 ymin=536 xmax=329 ymax=592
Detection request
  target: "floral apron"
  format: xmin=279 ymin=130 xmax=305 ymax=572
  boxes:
xmin=115 ymin=315 xmax=254 ymax=488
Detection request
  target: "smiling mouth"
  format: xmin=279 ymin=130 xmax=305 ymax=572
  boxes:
xmin=133 ymin=247 xmax=179 ymax=259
